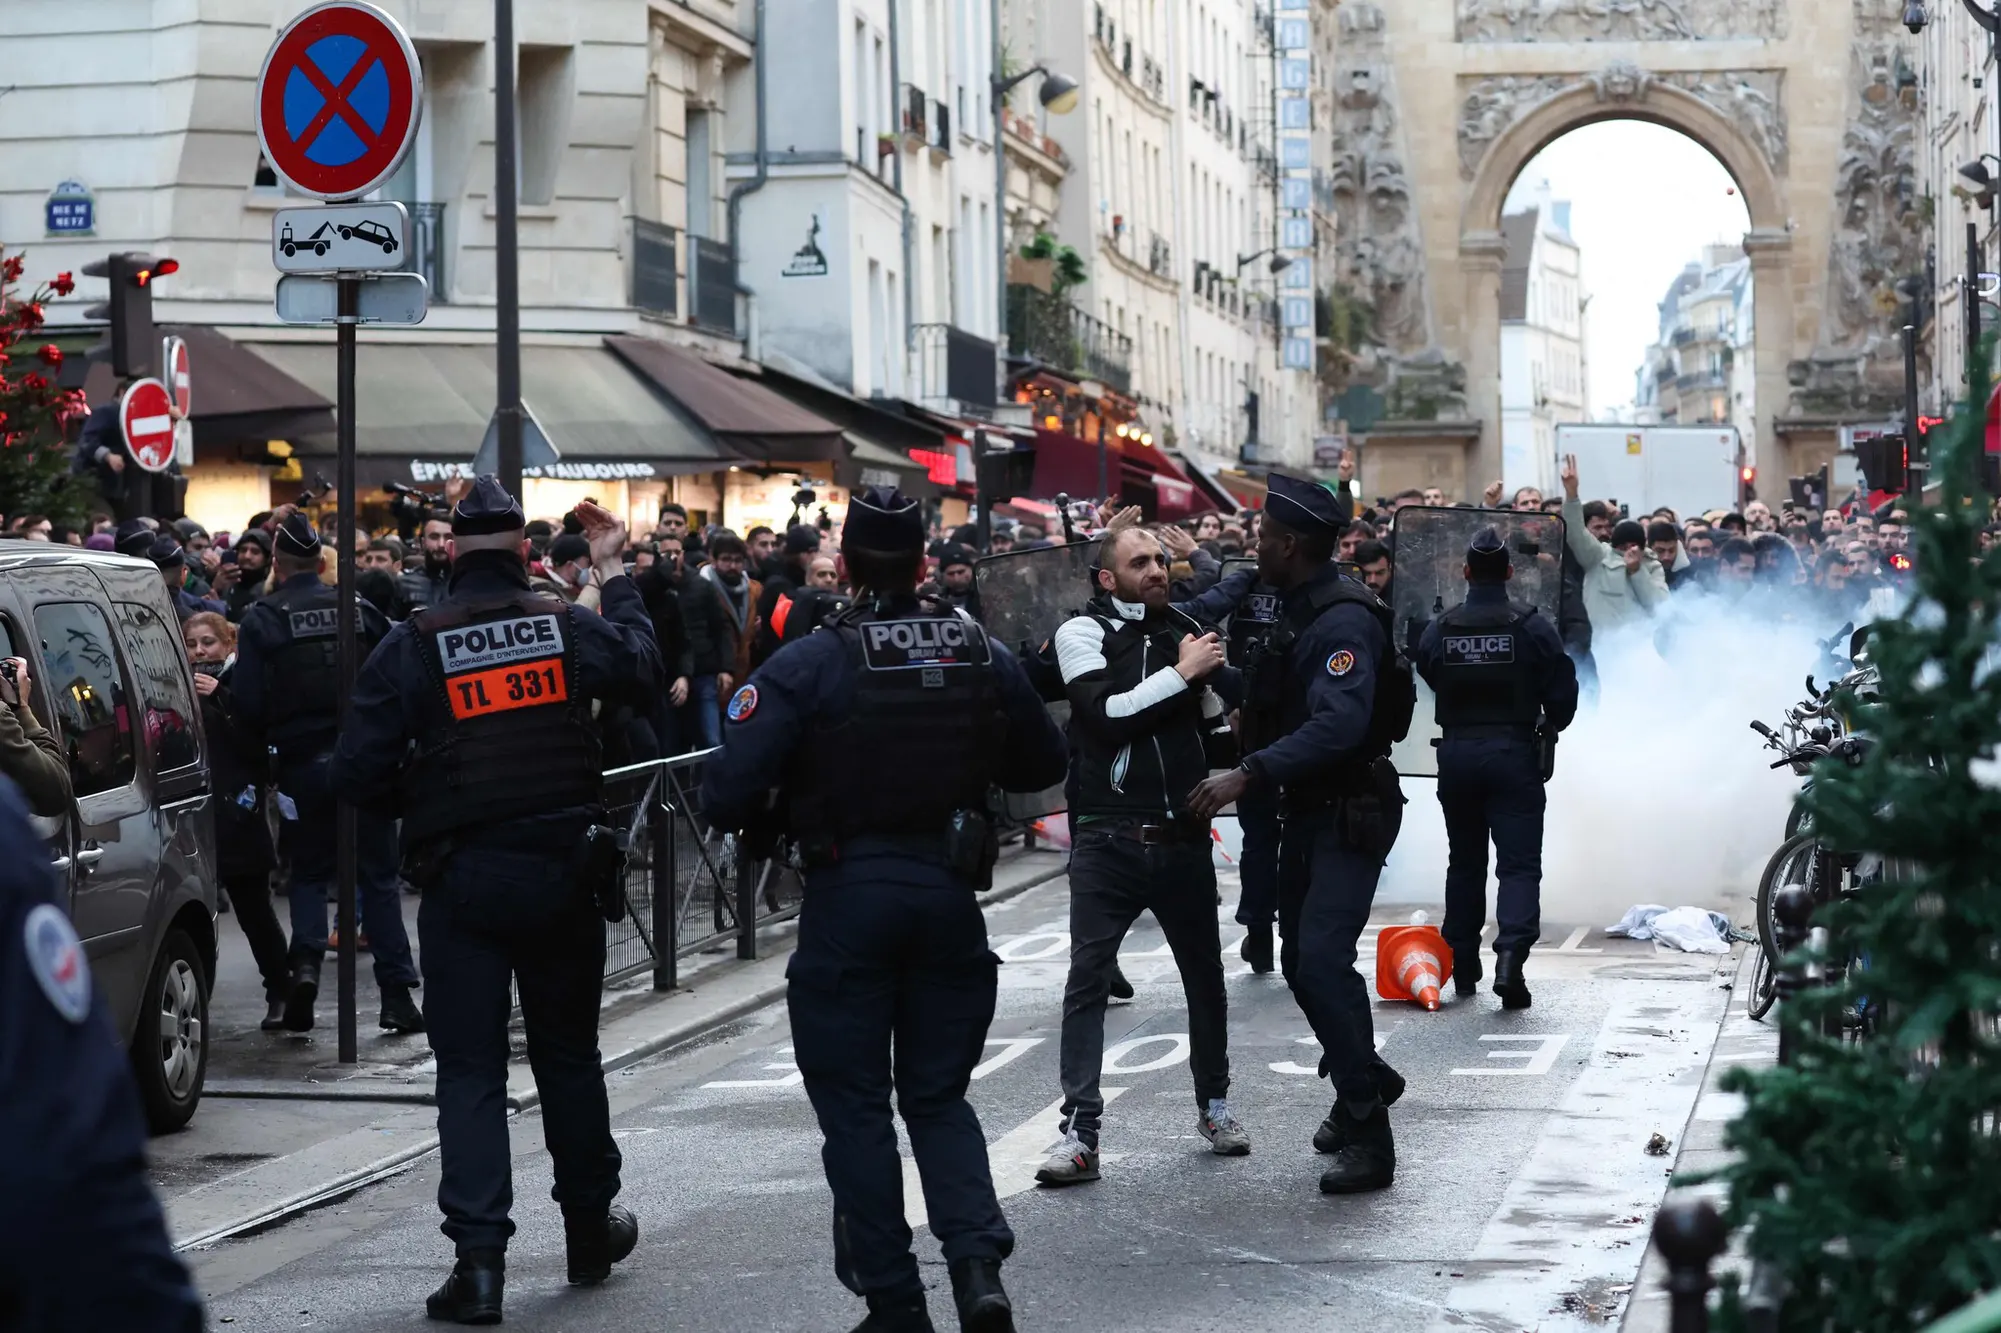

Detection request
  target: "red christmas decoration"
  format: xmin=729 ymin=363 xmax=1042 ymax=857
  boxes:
xmin=36 ymin=345 xmax=60 ymax=368
xmin=50 ymin=272 xmax=74 ymax=297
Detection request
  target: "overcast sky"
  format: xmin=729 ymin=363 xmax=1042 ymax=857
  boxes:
xmin=1502 ymin=121 xmax=1752 ymax=416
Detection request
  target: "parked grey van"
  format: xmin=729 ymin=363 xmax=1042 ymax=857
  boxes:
xmin=3 ymin=545 xmax=217 ymax=1131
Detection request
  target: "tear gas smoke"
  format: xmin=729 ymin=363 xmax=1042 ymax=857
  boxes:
xmin=1382 ymin=594 xmax=1837 ymax=929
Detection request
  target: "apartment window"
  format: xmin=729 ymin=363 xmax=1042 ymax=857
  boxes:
xmin=853 ymin=20 xmax=869 ymax=160
xmin=933 ymin=224 xmax=950 ymax=324
xmin=516 ymin=45 xmax=574 ymax=206
xmin=977 ymin=200 xmax=992 ymax=336
xmin=867 ymin=259 xmax=886 ymax=395
xmin=686 ymin=108 xmax=713 ymax=238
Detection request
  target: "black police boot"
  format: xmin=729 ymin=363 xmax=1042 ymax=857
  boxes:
xmin=281 ymin=961 xmax=319 ymax=1032
xmin=261 ymin=996 xmax=287 ymax=1032
xmin=1318 ymin=1101 xmax=1395 ymax=1195
xmin=1239 ymin=922 xmax=1275 ymax=974
xmin=1107 ymin=961 xmax=1134 ymax=1001
xmin=564 ymin=1204 xmax=639 ymax=1285
xmin=850 ymin=1293 xmax=938 ymax=1333
xmin=1450 ymin=943 xmax=1481 ymax=998
xmin=1493 ymin=949 xmax=1532 ymax=1010
xmin=949 ymin=1257 xmax=1015 ymax=1333
xmin=379 ymin=983 xmax=426 ymax=1034
xmin=425 ymin=1248 xmax=504 ymax=1325
xmin=1312 ymin=1062 xmax=1405 ymax=1153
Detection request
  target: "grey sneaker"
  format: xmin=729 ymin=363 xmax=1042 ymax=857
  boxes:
xmin=1199 ymin=1098 xmax=1251 ymax=1156
xmin=1034 ymin=1131 xmax=1101 ymax=1186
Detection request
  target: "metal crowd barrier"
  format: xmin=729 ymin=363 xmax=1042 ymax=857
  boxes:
xmin=597 ymin=751 xmax=807 ymax=989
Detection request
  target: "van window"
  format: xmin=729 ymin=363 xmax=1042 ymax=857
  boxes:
xmin=33 ymin=602 xmax=135 ymax=798
xmin=115 ymin=602 xmax=200 ymax=776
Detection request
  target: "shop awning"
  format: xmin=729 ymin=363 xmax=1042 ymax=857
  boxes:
xmin=1171 ymin=451 xmax=1244 ymax=515
xmin=728 ymin=353 xmax=952 ymax=458
xmin=605 ymin=335 xmax=846 ymax=462
xmin=835 ymin=432 xmax=941 ymax=497
xmin=52 ymin=324 xmax=334 ymax=449
xmin=246 ymin=341 xmax=736 ymax=482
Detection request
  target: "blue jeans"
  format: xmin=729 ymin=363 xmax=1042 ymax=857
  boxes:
xmin=683 ymin=674 xmax=722 ymax=751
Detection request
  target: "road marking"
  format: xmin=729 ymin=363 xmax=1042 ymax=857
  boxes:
xmin=1103 ymin=1032 xmax=1189 ymax=1073
xmin=970 ymin=1037 xmax=1044 ymax=1080
xmin=1428 ymin=979 xmax=1726 ymax=1333
xmin=700 ymin=1045 xmax=801 ymax=1089
xmin=1552 ymin=925 xmax=1605 ymax=954
xmin=993 ymin=928 xmax=1070 ymax=961
xmin=1269 ymin=1032 xmax=1386 ymax=1075
xmin=1449 ymin=1033 xmax=1573 ymax=1077
xmin=903 ymin=1088 xmax=1129 ymax=1231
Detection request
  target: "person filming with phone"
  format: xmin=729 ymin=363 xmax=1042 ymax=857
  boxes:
xmin=0 ymin=653 xmax=71 ymax=818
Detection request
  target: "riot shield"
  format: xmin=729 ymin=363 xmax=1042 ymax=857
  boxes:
xmin=1387 ymin=506 xmax=1567 ymax=779
xmin=974 ymin=540 xmax=1104 ymax=651
xmin=974 ymin=541 xmax=1103 ymax=828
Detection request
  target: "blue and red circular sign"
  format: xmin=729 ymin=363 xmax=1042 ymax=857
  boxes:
xmin=256 ymin=2 xmax=423 ymax=201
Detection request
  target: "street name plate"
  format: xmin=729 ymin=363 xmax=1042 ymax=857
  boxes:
xmin=275 ymin=272 xmax=430 ymax=325
xmin=271 ymin=202 xmax=410 ymax=275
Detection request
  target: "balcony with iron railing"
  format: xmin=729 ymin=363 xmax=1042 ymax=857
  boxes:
xmin=629 ymin=217 xmax=738 ymax=338
xmin=912 ymin=323 xmax=998 ymax=411
xmin=1006 ymin=284 xmax=1132 ymax=395
xmin=1676 ymin=368 xmax=1729 ymax=392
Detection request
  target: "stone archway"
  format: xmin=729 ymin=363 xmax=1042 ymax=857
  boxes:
xmin=1456 ymin=70 xmax=1793 ymax=481
xmin=1325 ymin=1 xmax=1925 ymax=501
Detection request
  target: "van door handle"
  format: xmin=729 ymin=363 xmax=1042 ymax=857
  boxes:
xmin=74 ymin=844 xmax=105 ymax=867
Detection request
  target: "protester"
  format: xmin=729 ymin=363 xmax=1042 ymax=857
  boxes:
xmin=701 ymin=531 xmax=760 ymax=696
xmin=1559 ymin=455 xmax=1666 ymax=637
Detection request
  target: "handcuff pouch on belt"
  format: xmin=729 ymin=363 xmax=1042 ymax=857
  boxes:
xmin=572 ymin=823 xmax=629 ymax=923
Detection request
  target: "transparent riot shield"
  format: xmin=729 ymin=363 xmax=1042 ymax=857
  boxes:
xmin=974 ymin=540 xmax=1103 ymax=651
xmin=1386 ymin=506 xmax=1567 ymax=779
xmin=973 ymin=541 xmax=1103 ymax=828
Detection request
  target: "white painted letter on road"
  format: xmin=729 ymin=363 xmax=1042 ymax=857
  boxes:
xmin=1103 ymin=1032 xmax=1190 ymax=1074
xmin=1450 ymin=1034 xmax=1572 ymax=1077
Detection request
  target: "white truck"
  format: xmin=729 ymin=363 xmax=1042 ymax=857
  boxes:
xmin=1553 ymin=423 xmax=1743 ymax=518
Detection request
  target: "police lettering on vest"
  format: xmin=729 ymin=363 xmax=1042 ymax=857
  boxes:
xmin=1441 ymin=632 xmax=1515 ymax=665
xmin=1433 ymin=603 xmax=1538 ymax=730
xmin=431 ymin=613 xmax=569 ymax=721
xmin=859 ymin=616 xmax=992 ymax=671
xmin=288 ymin=607 xmax=340 ymax=639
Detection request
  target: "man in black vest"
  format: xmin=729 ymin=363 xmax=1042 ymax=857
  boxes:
xmin=702 ymin=487 xmax=1066 ymax=1333
xmin=1413 ymin=527 xmax=1577 ymax=1010
xmin=1189 ymin=474 xmax=1414 ymax=1197
xmin=233 ymin=515 xmax=417 ymax=1034
xmin=331 ymin=479 xmax=662 ymax=1323
xmin=1035 ymin=528 xmax=1246 ymax=1189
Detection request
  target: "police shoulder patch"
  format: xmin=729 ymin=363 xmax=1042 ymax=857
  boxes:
xmin=726 ymin=683 xmax=759 ymax=723
xmin=23 ymin=902 xmax=90 ymax=1024
xmin=1325 ymin=649 xmax=1357 ymax=677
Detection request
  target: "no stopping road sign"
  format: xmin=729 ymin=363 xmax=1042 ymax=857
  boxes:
xmin=256 ymin=1 xmax=423 ymax=201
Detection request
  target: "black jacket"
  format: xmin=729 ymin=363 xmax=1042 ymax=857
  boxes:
xmin=196 ymin=662 xmax=275 ymax=879
xmin=665 ymin=568 xmax=733 ymax=677
xmin=1054 ymin=595 xmax=1222 ymax=821
xmin=633 ymin=565 xmax=694 ymax=680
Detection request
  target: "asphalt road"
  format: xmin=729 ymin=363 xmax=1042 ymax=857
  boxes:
xmin=183 ymin=848 xmax=1736 ymax=1333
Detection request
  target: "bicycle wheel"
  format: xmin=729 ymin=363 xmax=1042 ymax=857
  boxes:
xmin=1755 ymin=831 xmax=1822 ymax=965
xmin=1746 ymin=941 xmax=1778 ymax=1020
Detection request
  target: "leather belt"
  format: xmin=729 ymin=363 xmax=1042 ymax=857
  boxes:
xmin=1097 ymin=820 xmax=1210 ymax=845
xmin=1438 ymin=724 xmax=1537 ymax=741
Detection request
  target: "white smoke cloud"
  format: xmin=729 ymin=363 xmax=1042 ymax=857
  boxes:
xmin=1383 ymin=593 xmax=1839 ymax=930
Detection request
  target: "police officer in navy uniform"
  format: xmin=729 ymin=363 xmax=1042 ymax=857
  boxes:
xmin=0 ymin=778 xmax=205 ymax=1332
xmin=331 ymin=480 xmax=662 ymax=1324
xmin=701 ymin=487 xmax=1066 ymax=1333
xmin=1414 ymin=528 xmax=1578 ymax=1010
xmin=1189 ymin=474 xmax=1414 ymax=1196
xmin=234 ymin=513 xmax=422 ymax=1034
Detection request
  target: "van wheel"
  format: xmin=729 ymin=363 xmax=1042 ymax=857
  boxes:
xmin=132 ymin=929 xmax=207 ymax=1133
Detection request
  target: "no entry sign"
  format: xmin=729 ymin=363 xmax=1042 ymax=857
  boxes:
xmin=120 ymin=379 xmax=176 ymax=474
xmin=255 ymin=1 xmax=422 ymax=201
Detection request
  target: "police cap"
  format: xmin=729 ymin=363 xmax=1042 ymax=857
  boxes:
xmin=452 ymin=474 xmax=527 ymax=536
xmin=274 ymin=513 xmax=323 ymax=559
xmin=842 ymin=487 xmax=924 ymax=553
xmin=1264 ymin=473 xmax=1346 ymax=539
xmin=1466 ymin=526 xmax=1510 ymax=582
xmin=147 ymin=536 xmax=186 ymax=571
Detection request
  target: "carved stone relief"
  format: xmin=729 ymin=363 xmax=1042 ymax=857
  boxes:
xmin=1788 ymin=0 xmax=1925 ymax=417
xmin=1455 ymin=0 xmax=1787 ymax=43
xmin=1329 ymin=0 xmax=1463 ymax=415
xmin=1456 ymin=67 xmax=1788 ymax=181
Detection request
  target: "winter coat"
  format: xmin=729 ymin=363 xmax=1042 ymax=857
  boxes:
xmin=1562 ymin=496 xmax=1667 ymax=638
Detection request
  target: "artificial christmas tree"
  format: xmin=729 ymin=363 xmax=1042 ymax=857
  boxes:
xmin=1714 ymin=343 xmax=2001 ymax=1329
xmin=0 ymin=249 xmax=92 ymax=528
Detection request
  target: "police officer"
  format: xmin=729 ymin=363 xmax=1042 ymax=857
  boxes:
xmin=330 ymin=480 xmax=658 ymax=1322
xmin=0 ymin=778 xmax=205 ymax=1332
xmin=1188 ymin=474 xmax=1413 ymax=1196
xmin=1414 ymin=528 xmax=1578 ymax=1010
xmin=701 ymin=487 xmax=1066 ymax=1333
xmin=233 ymin=514 xmax=421 ymax=1034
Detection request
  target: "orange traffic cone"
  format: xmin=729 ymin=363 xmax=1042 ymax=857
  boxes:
xmin=1375 ymin=912 xmax=1453 ymax=1011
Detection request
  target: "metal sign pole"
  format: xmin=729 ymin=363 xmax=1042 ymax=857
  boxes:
xmin=494 ymin=0 xmax=523 ymax=495
xmin=335 ymin=273 xmax=360 ymax=1065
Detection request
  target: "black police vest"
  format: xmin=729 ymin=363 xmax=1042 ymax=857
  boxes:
xmin=789 ymin=605 xmax=1005 ymax=847
xmin=1241 ymin=571 xmax=1415 ymax=765
xmin=1227 ymin=583 xmax=1283 ymax=669
xmin=1431 ymin=600 xmax=1540 ymax=730
xmin=401 ymin=592 xmax=602 ymax=845
xmin=253 ymin=580 xmax=349 ymax=748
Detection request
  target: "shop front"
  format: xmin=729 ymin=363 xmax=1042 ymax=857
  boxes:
xmin=247 ymin=339 xmax=738 ymax=534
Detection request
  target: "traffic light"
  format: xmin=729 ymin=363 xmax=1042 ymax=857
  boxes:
xmin=1853 ymin=433 xmax=1908 ymax=493
xmin=80 ymin=252 xmax=178 ymax=379
xmin=1739 ymin=465 xmax=1756 ymax=506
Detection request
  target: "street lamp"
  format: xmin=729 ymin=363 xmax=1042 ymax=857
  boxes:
xmin=1960 ymin=155 xmax=2001 ymax=208
xmin=1904 ymin=0 xmax=1929 ymax=32
xmin=1963 ymin=0 xmax=2000 ymax=32
xmin=990 ymin=59 xmax=1076 ymax=396
xmin=1236 ymin=248 xmax=1293 ymax=275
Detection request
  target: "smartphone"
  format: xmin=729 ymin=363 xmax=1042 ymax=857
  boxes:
xmin=219 ymin=549 xmax=237 ymax=566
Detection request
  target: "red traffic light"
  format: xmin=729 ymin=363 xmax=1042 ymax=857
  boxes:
xmin=1889 ymin=551 xmax=1913 ymax=572
xmin=1740 ymin=466 xmax=1756 ymax=483
xmin=133 ymin=258 xmax=178 ymax=287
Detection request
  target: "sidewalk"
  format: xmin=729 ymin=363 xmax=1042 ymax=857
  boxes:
xmin=159 ymin=844 xmax=1070 ymax=1251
